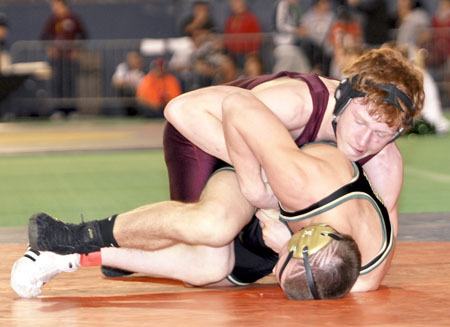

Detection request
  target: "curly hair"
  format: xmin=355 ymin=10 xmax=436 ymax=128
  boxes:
xmin=342 ymin=47 xmax=424 ymax=130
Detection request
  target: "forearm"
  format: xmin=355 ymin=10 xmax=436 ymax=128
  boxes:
xmin=362 ymin=143 xmax=402 ymax=236
xmin=256 ymin=209 xmax=291 ymax=253
xmin=222 ymin=92 xmax=308 ymax=207
xmin=351 ymin=249 xmax=395 ymax=293
xmin=222 ymin=92 xmax=290 ymax=208
xmin=224 ymin=112 xmax=276 ymax=208
xmin=223 ymin=92 xmax=298 ymax=163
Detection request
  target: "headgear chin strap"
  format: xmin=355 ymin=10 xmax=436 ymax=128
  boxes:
xmin=277 ymin=224 xmax=343 ymax=300
xmin=332 ymin=75 xmax=414 ymax=140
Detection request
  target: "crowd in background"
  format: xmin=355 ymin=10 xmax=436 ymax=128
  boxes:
xmin=107 ymin=0 xmax=449 ymax=132
xmin=0 ymin=0 xmax=448 ymax=133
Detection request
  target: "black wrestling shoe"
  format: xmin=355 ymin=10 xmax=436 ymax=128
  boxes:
xmin=28 ymin=212 xmax=105 ymax=255
xmin=101 ymin=265 xmax=134 ymax=278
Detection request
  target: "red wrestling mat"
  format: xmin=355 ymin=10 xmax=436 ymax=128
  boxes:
xmin=2 ymin=243 xmax=450 ymax=326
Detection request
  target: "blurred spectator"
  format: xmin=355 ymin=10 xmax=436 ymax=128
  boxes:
xmin=273 ymin=0 xmax=311 ymax=72
xmin=243 ymin=53 xmax=263 ymax=77
xmin=345 ymin=0 xmax=391 ymax=46
xmin=421 ymin=67 xmax=450 ymax=134
xmin=393 ymin=2 xmax=449 ymax=130
xmin=189 ymin=29 xmax=224 ymax=89
xmin=425 ymin=0 xmax=450 ymax=69
xmin=0 ymin=13 xmax=11 ymax=71
xmin=181 ymin=1 xmax=216 ymax=36
xmin=395 ymin=0 xmax=430 ymax=49
xmin=328 ymin=6 xmax=363 ymax=51
xmin=273 ymin=0 xmax=305 ymax=45
xmin=40 ymin=0 xmax=88 ymax=117
xmin=223 ymin=0 xmax=262 ymax=68
xmin=413 ymin=48 xmax=449 ymax=134
xmin=215 ymin=54 xmax=239 ymax=83
xmin=384 ymin=43 xmax=449 ymax=134
xmin=329 ymin=43 xmax=365 ymax=79
xmin=299 ymin=0 xmax=335 ymax=74
xmin=425 ymin=0 xmax=450 ymax=108
xmin=171 ymin=1 xmax=220 ymax=91
xmin=428 ymin=0 xmax=450 ymax=66
xmin=136 ymin=58 xmax=182 ymax=118
xmin=273 ymin=43 xmax=310 ymax=73
xmin=169 ymin=28 xmax=223 ymax=91
xmin=328 ymin=6 xmax=364 ymax=78
xmin=112 ymin=51 xmax=145 ymax=116
xmin=0 ymin=13 xmax=11 ymax=120
xmin=112 ymin=51 xmax=144 ymax=96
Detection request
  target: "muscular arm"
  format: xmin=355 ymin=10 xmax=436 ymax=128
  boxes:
xmin=164 ymin=85 xmax=244 ymax=163
xmin=351 ymin=248 xmax=395 ymax=293
xmin=362 ymin=142 xmax=402 ymax=237
xmin=164 ymin=80 xmax=308 ymax=164
xmin=165 ymin=81 xmax=308 ymax=208
xmin=351 ymin=143 xmax=402 ymax=292
xmin=222 ymin=91 xmax=317 ymax=211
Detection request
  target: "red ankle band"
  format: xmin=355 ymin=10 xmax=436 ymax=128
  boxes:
xmin=80 ymin=251 xmax=102 ymax=267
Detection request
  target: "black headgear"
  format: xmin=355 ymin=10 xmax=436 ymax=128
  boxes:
xmin=332 ymin=75 xmax=415 ymax=140
xmin=277 ymin=224 xmax=343 ymax=300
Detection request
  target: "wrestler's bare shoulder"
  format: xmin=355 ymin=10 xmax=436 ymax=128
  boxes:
xmin=251 ymin=76 xmax=309 ymax=96
xmin=165 ymin=85 xmax=245 ymax=118
xmin=251 ymin=76 xmax=338 ymax=121
xmin=250 ymin=77 xmax=314 ymax=128
xmin=302 ymin=142 xmax=345 ymax=161
xmin=177 ymin=85 xmax=243 ymax=100
xmin=302 ymin=143 xmax=354 ymax=182
xmin=251 ymin=75 xmax=338 ymax=95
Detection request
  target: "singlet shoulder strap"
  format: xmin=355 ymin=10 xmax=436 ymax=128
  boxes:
xmin=227 ymin=72 xmax=330 ymax=146
xmin=289 ymin=74 xmax=330 ymax=145
xmin=279 ymin=162 xmax=361 ymax=220
xmin=279 ymin=162 xmax=394 ymax=274
xmin=226 ymin=71 xmax=307 ymax=89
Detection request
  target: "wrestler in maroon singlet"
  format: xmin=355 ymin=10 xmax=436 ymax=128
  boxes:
xmin=163 ymin=72 xmax=330 ymax=202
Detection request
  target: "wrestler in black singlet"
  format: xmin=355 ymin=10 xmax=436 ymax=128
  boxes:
xmin=227 ymin=161 xmax=393 ymax=285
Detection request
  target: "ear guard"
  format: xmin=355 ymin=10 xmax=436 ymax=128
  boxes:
xmin=333 ymin=76 xmax=366 ymax=119
xmin=332 ymin=75 xmax=414 ymax=140
xmin=277 ymin=224 xmax=342 ymax=300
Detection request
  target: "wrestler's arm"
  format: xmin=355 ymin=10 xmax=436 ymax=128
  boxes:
xmin=166 ymin=82 xmax=306 ymax=208
xmin=164 ymin=85 xmax=240 ymax=163
xmin=350 ymin=144 xmax=402 ymax=292
xmin=351 ymin=249 xmax=395 ymax=293
xmin=164 ymin=81 xmax=305 ymax=165
xmin=256 ymin=209 xmax=292 ymax=253
xmin=222 ymin=91 xmax=317 ymax=211
xmin=362 ymin=143 xmax=401 ymax=238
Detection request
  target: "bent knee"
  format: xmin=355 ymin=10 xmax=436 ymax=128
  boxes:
xmin=191 ymin=202 xmax=238 ymax=247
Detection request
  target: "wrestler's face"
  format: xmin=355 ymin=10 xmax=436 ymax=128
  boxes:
xmin=336 ymin=99 xmax=399 ymax=161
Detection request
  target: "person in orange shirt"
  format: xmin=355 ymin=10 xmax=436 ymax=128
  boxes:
xmin=223 ymin=0 xmax=262 ymax=68
xmin=136 ymin=58 xmax=182 ymax=117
